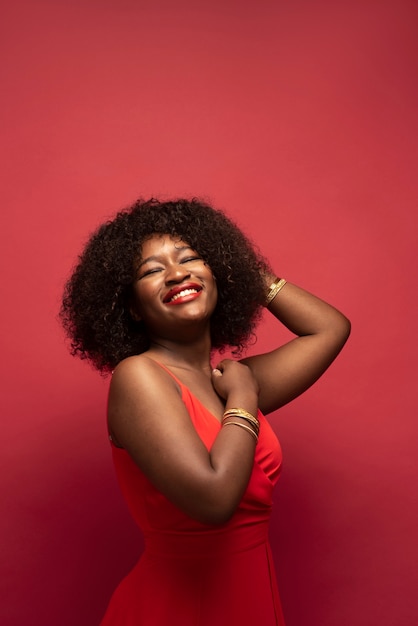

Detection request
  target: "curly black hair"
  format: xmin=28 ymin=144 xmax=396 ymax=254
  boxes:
xmin=60 ymin=198 xmax=270 ymax=374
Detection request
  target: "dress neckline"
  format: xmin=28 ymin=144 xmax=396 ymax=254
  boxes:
xmin=153 ymin=360 xmax=223 ymax=426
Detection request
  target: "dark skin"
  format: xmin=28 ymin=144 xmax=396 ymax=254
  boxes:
xmin=108 ymin=235 xmax=351 ymax=525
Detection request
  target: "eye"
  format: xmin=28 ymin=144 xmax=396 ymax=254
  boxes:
xmin=138 ymin=267 xmax=163 ymax=279
xmin=181 ymin=256 xmax=202 ymax=264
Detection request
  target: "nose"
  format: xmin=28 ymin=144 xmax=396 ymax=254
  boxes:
xmin=165 ymin=262 xmax=191 ymax=284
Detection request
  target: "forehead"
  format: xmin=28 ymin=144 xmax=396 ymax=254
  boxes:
xmin=139 ymin=234 xmax=192 ymax=258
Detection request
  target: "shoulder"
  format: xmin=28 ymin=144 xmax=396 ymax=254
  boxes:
xmin=112 ymin=353 xmax=161 ymax=381
xmin=110 ymin=354 xmax=180 ymax=399
xmin=108 ymin=354 xmax=185 ymax=440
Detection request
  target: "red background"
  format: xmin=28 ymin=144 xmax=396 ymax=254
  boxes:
xmin=1 ymin=1 xmax=417 ymax=625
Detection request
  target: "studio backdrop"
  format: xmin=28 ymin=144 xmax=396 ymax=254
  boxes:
xmin=1 ymin=2 xmax=417 ymax=625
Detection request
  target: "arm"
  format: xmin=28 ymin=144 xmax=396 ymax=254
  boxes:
xmin=242 ymin=276 xmax=351 ymax=414
xmin=108 ymin=356 xmax=259 ymax=525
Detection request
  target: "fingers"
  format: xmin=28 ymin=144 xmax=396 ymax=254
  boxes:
xmin=213 ymin=358 xmax=232 ymax=372
xmin=212 ymin=359 xmax=230 ymax=378
xmin=211 ymin=358 xmax=259 ymax=403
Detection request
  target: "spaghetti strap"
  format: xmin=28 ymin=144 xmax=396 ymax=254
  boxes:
xmin=151 ymin=360 xmax=184 ymax=385
xmin=149 ymin=360 xmax=222 ymax=426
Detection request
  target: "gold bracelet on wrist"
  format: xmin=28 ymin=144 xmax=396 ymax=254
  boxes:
xmin=223 ymin=408 xmax=258 ymax=421
xmin=223 ymin=408 xmax=260 ymax=435
xmin=265 ymin=277 xmax=287 ymax=306
xmin=222 ymin=420 xmax=258 ymax=442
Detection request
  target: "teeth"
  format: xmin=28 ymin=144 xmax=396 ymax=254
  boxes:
xmin=170 ymin=288 xmax=198 ymax=302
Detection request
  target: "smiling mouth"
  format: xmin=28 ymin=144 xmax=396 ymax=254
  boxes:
xmin=169 ymin=288 xmax=199 ymax=302
xmin=163 ymin=285 xmax=203 ymax=304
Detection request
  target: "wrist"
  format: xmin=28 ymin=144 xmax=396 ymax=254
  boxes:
xmin=225 ymin=391 xmax=258 ymax=416
xmin=265 ymin=276 xmax=287 ymax=306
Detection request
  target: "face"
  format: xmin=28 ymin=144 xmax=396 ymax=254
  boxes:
xmin=131 ymin=234 xmax=217 ymax=339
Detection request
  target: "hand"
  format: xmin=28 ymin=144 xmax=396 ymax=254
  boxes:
xmin=211 ymin=359 xmax=259 ymax=401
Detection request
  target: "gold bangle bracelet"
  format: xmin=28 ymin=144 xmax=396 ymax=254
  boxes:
xmin=222 ymin=420 xmax=258 ymax=442
xmin=223 ymin=412 xmax=260 ymax=434
xmin=223 ymin=408 xmax=258 ymax=422
xmin=265 ymin=277 xmax=287 ymax=306
xmin=223 ymin=415 xmax=260 ymax=435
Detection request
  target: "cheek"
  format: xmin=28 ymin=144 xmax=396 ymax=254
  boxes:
xmin=136 ymin=278 xmax=166 ymax=317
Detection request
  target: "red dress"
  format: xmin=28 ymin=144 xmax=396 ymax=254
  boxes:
xmin=100 ymin=366 xmax=285 ymax=626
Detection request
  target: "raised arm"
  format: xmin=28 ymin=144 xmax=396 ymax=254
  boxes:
xmin=108 ymin=356 xmax=259 ymax=525
xmin=242 ymin=276 xmax=351 ymax=414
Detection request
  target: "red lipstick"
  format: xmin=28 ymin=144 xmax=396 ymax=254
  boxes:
xmin=163 ymin=283 xmax=202 ymax=305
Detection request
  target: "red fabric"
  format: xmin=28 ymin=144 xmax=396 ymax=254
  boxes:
xmin=101 ymin=366 xmax=285 ymax=625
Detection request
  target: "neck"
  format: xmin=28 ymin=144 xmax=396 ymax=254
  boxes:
xmin=147 ymin=334 xmax=213 ymax=373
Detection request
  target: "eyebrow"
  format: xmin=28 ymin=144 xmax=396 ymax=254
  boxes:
xmin=137 ymin=245 xmax=193 ymax=268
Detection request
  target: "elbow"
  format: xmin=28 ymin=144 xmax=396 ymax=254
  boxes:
xmin=183 ymin=489 xmax=241 ymax=526
xmin=329 ymin=311 xmax=351 ymax=348
xmin=332 ymin=315 xmax=351 ymax=357
xmin=339 ymin=314 xmax=351 ymax=344
xmin=194 ymin=505 xmax=236 ymax=526
xmin=323 ymin=313 xmax=351 ymax=358
xmin=170 ymin=469 xmax=251 ymax=526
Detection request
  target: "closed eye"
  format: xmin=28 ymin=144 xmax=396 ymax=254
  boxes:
xmin=137 ymin=256 xmax=203 ymax=279
xmin=180 ymin=256 xmax=202 ymax=263
xmin=138 ymin=267 xmax=163 ymax=279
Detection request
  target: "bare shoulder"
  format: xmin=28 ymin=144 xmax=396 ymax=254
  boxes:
xmin=108 ymin=354 xmax=183 ymax=429
xmin=111 ymin=353 xmax=163 ymax=379
xmin=110 ymin=354 xmax=178 ymax=397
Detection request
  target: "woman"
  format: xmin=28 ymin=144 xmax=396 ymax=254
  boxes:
xmin=61 ymin=198 xmax=350 ymax=625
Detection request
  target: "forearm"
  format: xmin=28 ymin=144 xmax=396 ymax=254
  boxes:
xmin=203 ymin=387 xmax=259 ymax=524
xmin=206 ymin=433 xmax=256 ymax=523
xmin=265 ymin=276 xmax=351 ymax=341
xmin=243 ymin=276 xmax=350 ymax=413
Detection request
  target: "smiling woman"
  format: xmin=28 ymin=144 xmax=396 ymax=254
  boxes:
xmin=60 ymin=198 xmax=350 ymax=626
xmin=130 ymin=235 xmax=218 ymax=338
xmin=61 ymin=199 xmax=267 ymax=373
